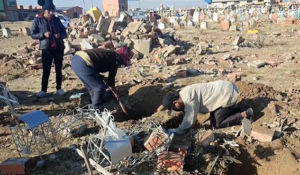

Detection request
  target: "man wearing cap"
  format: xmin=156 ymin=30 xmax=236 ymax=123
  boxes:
xmin=71 ymin=47 xmax=130 ymax=110
xmin=162 ymin=80 xmax=253 ymax=134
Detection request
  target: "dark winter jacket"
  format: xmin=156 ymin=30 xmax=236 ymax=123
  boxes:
xmin=31 ymin=14 xmax=67 ymax=51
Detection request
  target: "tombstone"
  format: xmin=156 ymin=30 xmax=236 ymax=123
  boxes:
xmin=248 ymin=18 xmax=256 ymax=29
xmin=229 ymin=25 xmax=237 ymax=31
xmin=158 ymin=22 xmax=166 ymax=30
xmin=2 ymin=27 xmax=12 ymax=38
xmin=213 ymin=13 xmax=218 ymax=22
xmin=187 ymin=20 xmax=195 ymax=27
xmin=22 ymin=27 xmax=31 ymax=36
xmin=238 ymin=13 xmax=247 ymax=22
xmin=200 ymin=21 xmax=207 ymax=29
xmin=257 ymin=13 xmax=268 ymax=22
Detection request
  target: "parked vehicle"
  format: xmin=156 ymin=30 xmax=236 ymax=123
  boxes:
xmin=125 ymin=11 xmax=148 ymax=21
xmin=55 ymin=13 xmax=71 ymax=28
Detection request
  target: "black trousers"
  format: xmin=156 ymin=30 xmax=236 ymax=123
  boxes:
xmin=41 ymin=50 xmax=63 ymax=92
xmin=71 ymin=55 xmax=106 ymax=109
xmin=210 ymin=105 xmax=243 ymax=129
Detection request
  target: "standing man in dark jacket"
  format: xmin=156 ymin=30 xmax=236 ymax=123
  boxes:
xmin=31 ymin=0 xmax=67 ymax=97
xmin=71 ymin=47 xmax=130 ymax=110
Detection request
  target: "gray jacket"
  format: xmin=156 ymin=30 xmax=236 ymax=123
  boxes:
xmin=176 ymin=80 xmax=240 ymax=134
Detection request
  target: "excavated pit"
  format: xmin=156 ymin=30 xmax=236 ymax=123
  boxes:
xmin=112 ymin=81 xmax=288 ymax=129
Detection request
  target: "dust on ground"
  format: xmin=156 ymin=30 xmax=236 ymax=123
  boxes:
xmin=0 ymin=21 xmax=300 ymax=175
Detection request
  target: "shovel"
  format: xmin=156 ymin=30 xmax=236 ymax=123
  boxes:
xmin=102 ymin=78 xmax=130 ymax=119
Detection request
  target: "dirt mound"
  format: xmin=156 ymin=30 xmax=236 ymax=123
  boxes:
xmin=236 ymin=81 xmax=281 ymax=100
xmin=127 ymin=83 xmax=164 ymax=118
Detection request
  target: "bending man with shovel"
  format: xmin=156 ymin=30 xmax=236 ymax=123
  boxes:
xmin=71 ymin=47 xmax=130 ymax=110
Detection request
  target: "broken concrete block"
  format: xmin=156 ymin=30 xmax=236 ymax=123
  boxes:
xmin=251 ymin=126 xmax=275 ymax=142
xmin=131 ymin=38 xmax=151 ymax=56
xmin=161 ymin=45 xmax=176 ymax=57
xmin=144 ymin=130 xmax=168 ymax=152
xmin=129 ymin=34 xmax=138 ymax=39
xmin=128 ymin=21 xmax=142 ymax=34
xmin=88 ymin=34 xmax=105 ymax=43
xmin=80 ymin=39 xmax=93 ymax=50
xmin=29 ymin=57 xmax=42 ymax=65
xmin=247 ymin=60 xmax=266 ymax=68
xmin=200 ymin=130 xmax=214 ymax=146
xmin=157 ymin=151 xmax=185 ymax=172
xmin=64 ymin=40 xmax=72 ymax=55
xmin=107 ymin=20 xmax=115 ymax=34
xmin=130 ymin=48 xmax=140 ymax=60
xmin=99 ymin=18 xmax=111 ymax=34
xmin=21 ymin=27 xmax=31 ymax=36
xmin=139 ymin=23 xmax=151 ymax=33
xmin=232 ymin=36 xmax=245 ymax=46
xmin=222 ymin=54 xmax=231 ymax=60
xmin=2 ymin=27 xmax=12 ymax=37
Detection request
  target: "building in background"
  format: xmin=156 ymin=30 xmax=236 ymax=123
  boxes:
xmin=103 ymin=0 xmax=128 ymax=17
xmin=207 ymin=0 xmax=280 ymax=8
xmin=17 ymin=5 xmax=42 ymax=21
xmin=17 ymin=6 xmax=82 ymax=21
xmin=55 ymin=6 xmax=83 ymax=18
xmin=0 ymin=0 xmax=19 ymax=21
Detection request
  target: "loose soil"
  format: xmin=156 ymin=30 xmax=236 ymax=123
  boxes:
xmin=0 ymin=22 xmax=299 ymax=175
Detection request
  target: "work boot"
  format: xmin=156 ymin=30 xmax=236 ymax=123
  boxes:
xmin=245 ymin=108 xmax=254 ymax=122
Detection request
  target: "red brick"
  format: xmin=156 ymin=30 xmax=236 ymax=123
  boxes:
xmin=144 ymin=131 xmax=168 ymax=152
xmin=168 ymin=141 xmax=191 ymax=154
xmin=228 ymin=72 xmax=240 ymax=79
xmin=285 ymin=19 xmax=294 ymax=25
xmin=176 ymin=70 xmax=187 ymax=77
xmin=251 ymin=126 xmax=275 ymax=142
xmin=166 ymin=59 xmax=173 ymax=66
xmin=157 ymin=151 xmax=185 ymax=172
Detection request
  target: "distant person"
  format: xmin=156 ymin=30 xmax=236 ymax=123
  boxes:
xmin=177 ymin=12 xmax=181 ymax=21
xmin=31 ymin=0 xmax=67 ymax=97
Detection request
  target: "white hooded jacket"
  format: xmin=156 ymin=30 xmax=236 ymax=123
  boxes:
xmin=176 ymin=80 xmax=240 ymax=134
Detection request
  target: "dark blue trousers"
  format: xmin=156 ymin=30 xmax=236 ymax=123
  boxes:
xmin=71 ymin=55 xmax=106 ymax=109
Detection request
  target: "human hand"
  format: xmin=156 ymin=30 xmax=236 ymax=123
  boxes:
xmin=167 ymin=129 xmax=177 ymax=135
xmin=54 ymin=34 xmax=60 ymax=39
xmin=44 ymin=32 xmax=51 ymax=38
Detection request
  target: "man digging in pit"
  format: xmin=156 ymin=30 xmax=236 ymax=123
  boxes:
xmin=71 ymin=47 xmax=130 ymax=110
xmin=162 ymin=80 xmax=254 ymax=134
